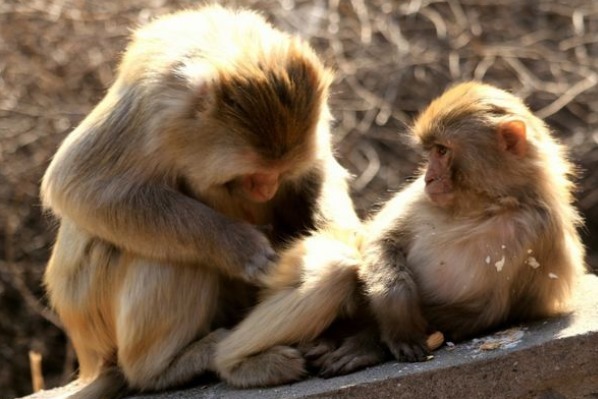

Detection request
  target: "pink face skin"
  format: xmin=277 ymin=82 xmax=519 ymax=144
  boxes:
xmin=424 ymin=144 xmax=455 ymax=207
xmin=240 ymin=172 xmax=280 ymax=203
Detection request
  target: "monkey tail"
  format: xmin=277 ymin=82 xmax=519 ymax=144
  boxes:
xmin=68 ymin=367 xmax=128 ymax=399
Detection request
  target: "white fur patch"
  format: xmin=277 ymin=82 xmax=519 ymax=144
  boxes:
xmin=526 ymin=256 xmax=540 ymax=269
xmin=494 ymin=256 xmax=505 ymax=272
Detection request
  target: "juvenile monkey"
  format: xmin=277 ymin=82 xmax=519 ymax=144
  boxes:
xmin=41 ymin=5 xmax=359 ymax=398
xmin=215 ymin=81 xmax=586 ymax=385
xmin=358 ymin=81 xmax=586 ymax=363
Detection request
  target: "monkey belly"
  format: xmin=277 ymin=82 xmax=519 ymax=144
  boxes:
xmin=407 ymin=241 xmax=492 ymax=303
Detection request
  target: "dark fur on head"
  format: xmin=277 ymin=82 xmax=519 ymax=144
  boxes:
xmin=214 ymin=39 xmax=333 ymax=160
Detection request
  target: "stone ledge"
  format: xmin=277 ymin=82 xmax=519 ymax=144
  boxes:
xmin=22 ymin=274 xmax=598 ymax=399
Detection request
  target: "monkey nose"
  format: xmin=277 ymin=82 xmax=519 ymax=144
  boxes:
xmin=246 ymin=173 xmax=280 ymax=202
xmin=251 ymin=172 xmax=279 ymax=187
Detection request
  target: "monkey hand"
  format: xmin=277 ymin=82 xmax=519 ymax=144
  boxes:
xmin=384 ymin=334 xmax=431 ymax=363
xmin=226 ymin=223 xmax=278 ymax=284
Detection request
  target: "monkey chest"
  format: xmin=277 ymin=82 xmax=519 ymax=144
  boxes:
xmin=407 ymin=226 xmax=516 ymax=303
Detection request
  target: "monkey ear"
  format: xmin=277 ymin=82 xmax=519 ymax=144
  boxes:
xmin=497 ymin=120 xmax=527 ymax=157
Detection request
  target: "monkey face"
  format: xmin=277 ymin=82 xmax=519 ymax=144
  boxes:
xmin=424 ymin=143 xmax=454 ymax=206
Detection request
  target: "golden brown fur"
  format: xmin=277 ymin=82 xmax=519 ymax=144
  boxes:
xmin=360 ymin=81 xmax=586 ymax=362
xmin=42 ymin=5 xmax=358 ymax=397
xmin=214 ymin=82 xmax=586 ymax=386
xmin=214 ymin=228 xmax=363 ymax=387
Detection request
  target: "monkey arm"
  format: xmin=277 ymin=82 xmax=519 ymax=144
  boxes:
xmin=42 ymin=173 xmax=274 ymax=279
xmin=360 ymin=237 xmax=430 ymax=362
xmin=360 ymin=188 xmax=431 ymax=362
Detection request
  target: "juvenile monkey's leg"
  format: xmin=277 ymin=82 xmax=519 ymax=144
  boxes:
xmin=215 ymin=235 xmax=360 ymax=388
xmin=115 ymin=259 xmax=224 ymax=391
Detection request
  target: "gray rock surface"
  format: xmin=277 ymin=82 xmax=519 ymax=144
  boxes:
xmin=22 ymin=274 xmax=598 ymax=399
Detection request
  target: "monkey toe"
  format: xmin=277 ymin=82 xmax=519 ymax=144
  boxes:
xmin=221 ymin=346 xmax=305 ymax=388
xmin=317 ymin=337 xmax=386 ymax=378
xmin=319 ymin=352 xmax=381 ymax=378
xmin=301 ymin=340 xmax=336 ymax=363
xmin=388 ymin=341 xmax=430 ymax=363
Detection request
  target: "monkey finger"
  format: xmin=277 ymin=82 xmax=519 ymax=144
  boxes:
xmin=301 ymin=340 xmax=336 ymax=361
xmin=319 ymin=350 xmax=384 ymax=378
xmin=242 ymin=248 xmax=278 ymax=284
xmin=318 ymin=352 xmax=353 ymax=378
xmin=317 ymin=336 xmax=383 ymax=378
xmin=388 ymin=341 xmax=429 ymax=363
xmin=307 ymin=347 xmax=340 ymax=374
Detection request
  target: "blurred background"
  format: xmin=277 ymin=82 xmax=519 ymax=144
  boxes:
xmin=1 ymin=0 xmax=596 ymax=397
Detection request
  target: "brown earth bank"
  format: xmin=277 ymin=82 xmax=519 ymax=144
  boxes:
xmin=1 ymin=0 xmax=596 ymax=397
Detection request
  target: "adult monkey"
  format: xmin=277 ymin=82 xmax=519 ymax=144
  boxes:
xmin=216 ymin=81 xmax=585 ymax=384
xmin=41 ymin=5 xmax=359 ymax=398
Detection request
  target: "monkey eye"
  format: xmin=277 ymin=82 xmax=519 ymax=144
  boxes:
xmin=434 ymin=144 xmax=449 ymax=156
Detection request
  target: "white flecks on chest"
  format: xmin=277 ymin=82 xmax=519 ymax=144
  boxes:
xmin=406 ymin=219 xmax=520 ymax=303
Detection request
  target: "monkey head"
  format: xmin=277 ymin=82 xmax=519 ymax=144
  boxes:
xmin=412 ymin=82 xmax=539 ymax=209
xmin=157 ymin=37 xmax=334 ymax=204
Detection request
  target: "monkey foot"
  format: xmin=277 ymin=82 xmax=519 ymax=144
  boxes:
xmin=303 ymin=335 xmax=388 ymax=378
xmin=221 ymin=346 xmax=305 ymax=388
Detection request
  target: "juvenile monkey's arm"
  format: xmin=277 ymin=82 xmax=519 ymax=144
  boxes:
xmin=360 ymin=191 xmax=431 ymax=362
xmin=361 ymin=236 xmax=430 ymax=362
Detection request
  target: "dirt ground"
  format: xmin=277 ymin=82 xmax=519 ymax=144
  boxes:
xmin=1 ymin=0 xmax=597 ymax=397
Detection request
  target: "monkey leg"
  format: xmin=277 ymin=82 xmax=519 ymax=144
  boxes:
xmin=215 ymin=237 xmax=360 ymax=388
xmin=44 ymin=221 xmax=117 ymax=382
xmin=115 ymin=259 xmax=225 ymax=391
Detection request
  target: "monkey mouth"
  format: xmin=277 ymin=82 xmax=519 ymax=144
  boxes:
xmin=425 ymin=190 xmax=455 ymax=207
xmin=425 ymin=178 xmax=452 ymax=195
xmin=424 ymin=176 xmax=437 ymax=185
